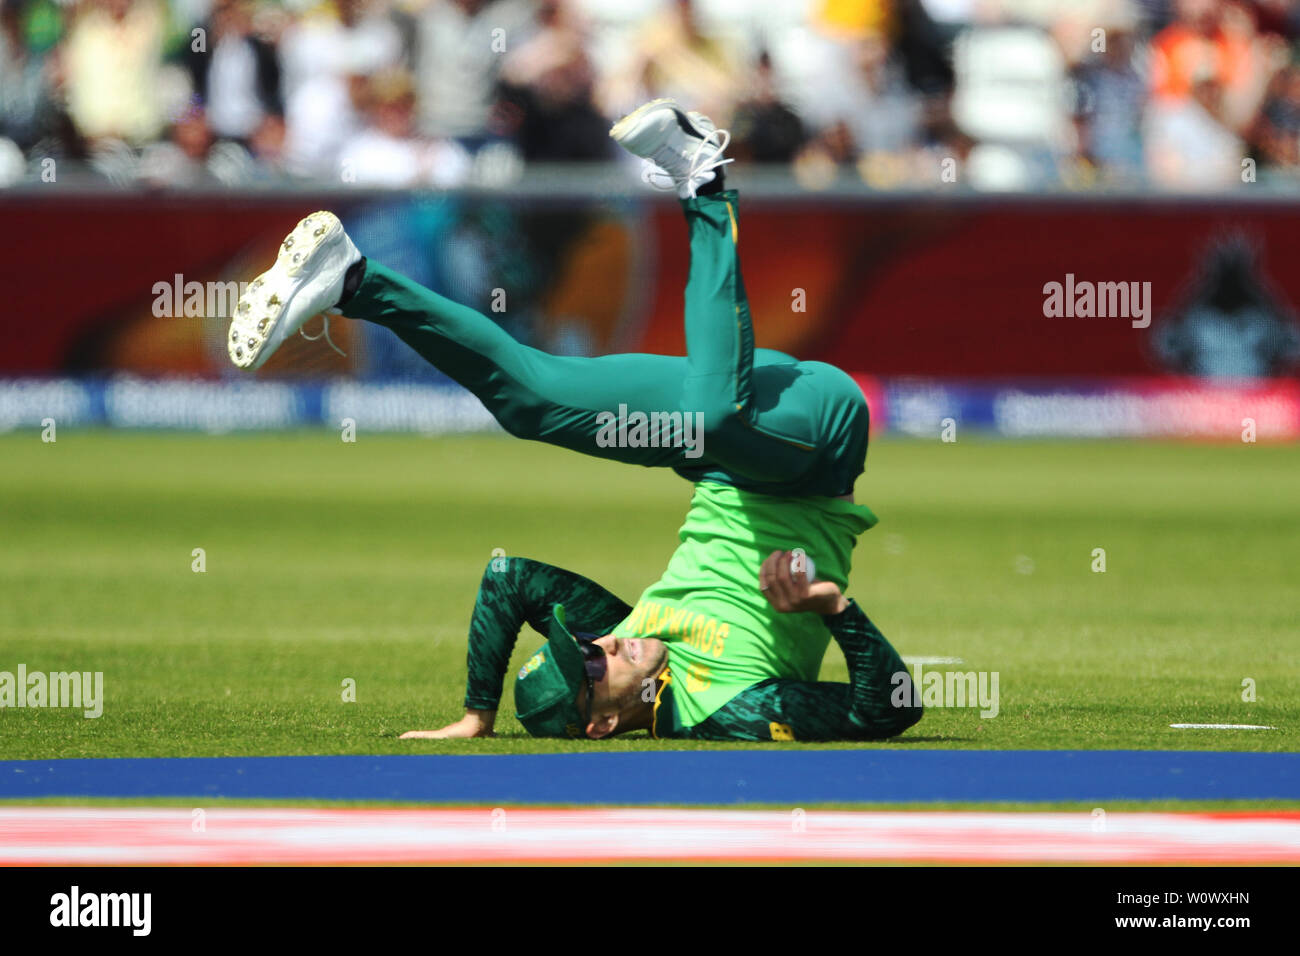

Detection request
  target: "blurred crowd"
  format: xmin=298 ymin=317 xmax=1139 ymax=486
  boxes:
xmin=3 ymin=0 xmax=1300 ymax=190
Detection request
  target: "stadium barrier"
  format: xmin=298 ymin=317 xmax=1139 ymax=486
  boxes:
xmin=7 ymin=191 xmax=1297 ymax=439
xmin=7 ymin=191 xmax=1300 ymax=382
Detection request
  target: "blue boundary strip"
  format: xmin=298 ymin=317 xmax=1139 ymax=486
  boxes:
xmin=3 ymin=751 xmax=1298 ymax=804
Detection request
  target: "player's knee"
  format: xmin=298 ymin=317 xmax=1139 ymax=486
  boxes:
xmin=475 ymin=371 xmax=554 ymax=439
xmin=494 ymin=397 xmax=545 ymax=439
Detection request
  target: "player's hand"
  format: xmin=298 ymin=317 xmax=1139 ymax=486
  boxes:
xmin=758 ymin=549 xmax=849 ymax=616
xmin=400 ymin=708 xmax=497 ymax=739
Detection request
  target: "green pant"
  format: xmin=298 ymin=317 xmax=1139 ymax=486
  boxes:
xmin=344 ymin=191 xmax=869 ymax=498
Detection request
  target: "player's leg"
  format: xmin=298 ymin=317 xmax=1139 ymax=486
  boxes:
xmin=340 ymin=258 xmax=692 ymax=464
xmin=226 ymin=211 xmax=696 ymax=467
xmin=227 ymin=106 xmax=868 ymax=494
xmin=676 ymin=190 xmax=870 ymax=496
xmin=347 ymin=238 xmax=866 ymax=496
xmin=612 ymin=100 xmax=869 ymax=497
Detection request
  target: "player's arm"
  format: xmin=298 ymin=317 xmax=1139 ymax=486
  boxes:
xmin=400 ymin=556 xmax=632 ymax=739
xmin=680 ymin=550 xmax=922 ymax=741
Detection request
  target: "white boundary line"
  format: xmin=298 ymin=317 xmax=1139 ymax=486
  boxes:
xmin=1170 ymin=723 xmax=1276 ymax=730
xmin=1 ymin=808 xmax=1297 ymax=864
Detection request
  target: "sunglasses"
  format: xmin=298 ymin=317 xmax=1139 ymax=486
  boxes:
xmin=574 ymin=632 xmax=608 ymax=726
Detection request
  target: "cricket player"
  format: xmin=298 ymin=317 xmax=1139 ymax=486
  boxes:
xmin=227 ymin=99 xmax=922 ymax=742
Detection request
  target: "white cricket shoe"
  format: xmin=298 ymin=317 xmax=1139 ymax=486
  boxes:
xmin=227 ymin=210 xmax=360 ymax=371
xmin=609 ymin=98 xmax=732 ymax=199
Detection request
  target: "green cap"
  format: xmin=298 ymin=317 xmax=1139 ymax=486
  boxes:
xmin=514 ymin=604 xmax=590 ymax=739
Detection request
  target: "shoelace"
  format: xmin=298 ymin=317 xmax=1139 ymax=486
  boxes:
xmin=641 ymin=126 xmax=735 ymax=198
xmin=300 ymin=311 xmax=347 ymax=357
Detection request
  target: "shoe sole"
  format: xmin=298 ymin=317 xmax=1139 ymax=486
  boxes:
xmin=609 ymin=97 xmax=679 ymax=142
xmin=228 ymin=211 xmax=344 ymax=371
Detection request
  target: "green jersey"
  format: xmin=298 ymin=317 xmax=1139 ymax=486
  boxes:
xmin=610 ymin=481 xmax=877 ymax=728
xmin=461 ymin=553 xmax=921 ymax=742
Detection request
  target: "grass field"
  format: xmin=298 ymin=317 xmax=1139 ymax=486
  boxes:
xmin=1 ymin=430 xmax=1296 ymax=759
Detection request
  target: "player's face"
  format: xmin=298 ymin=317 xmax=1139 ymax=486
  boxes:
xmin=589 ymin=634 xmax=667 ymax=714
